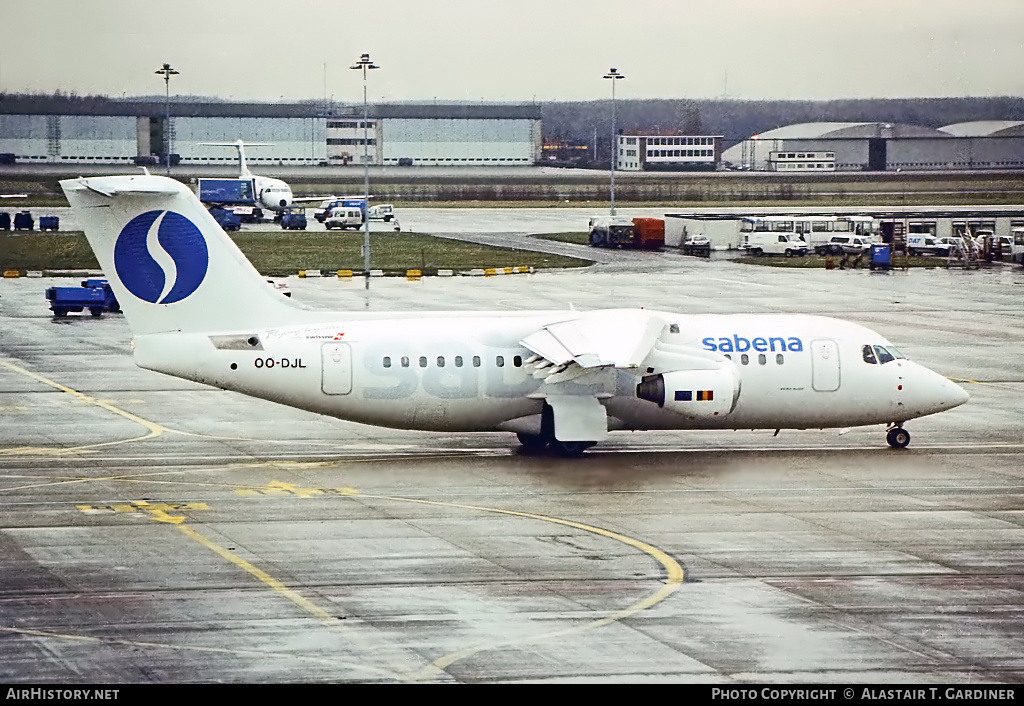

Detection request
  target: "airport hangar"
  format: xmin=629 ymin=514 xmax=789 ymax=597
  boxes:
xmin=722 ymin=120 xmax=1024 ymax=172
xmin=0 ymin=96 xmax=543 ymax=167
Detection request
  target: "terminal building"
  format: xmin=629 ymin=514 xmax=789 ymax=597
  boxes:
xmin=0 ymin=96 xmax=543 ymax=167
xmin=723 ymin=121 xmax=1024 ymax=172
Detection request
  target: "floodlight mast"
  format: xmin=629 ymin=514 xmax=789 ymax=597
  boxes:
xmin=350 ymin=53 xmax=379 ymax=288
xmin=154 ymin=63 xmax=179 ymax=176
xmin=603 ymin=68 xmax=624 ymax=216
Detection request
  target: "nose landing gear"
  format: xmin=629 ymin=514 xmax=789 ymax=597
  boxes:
xmin=886 ymin=423 xmax=911 ymax=449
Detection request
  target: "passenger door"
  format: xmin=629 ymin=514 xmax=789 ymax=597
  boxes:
xmin=322 ymin=343 xmax=352 ymax=395
xmin=810 ymin=339 xmax=840 ymax=392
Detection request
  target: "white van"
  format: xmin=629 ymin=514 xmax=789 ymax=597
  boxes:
xmin=907 ymin=234 xmax=951 ymax=256
xmin=743 ymin=232 xmax=808 ymax=257
xmin=324 ymin=207 xmax=364 ymax=230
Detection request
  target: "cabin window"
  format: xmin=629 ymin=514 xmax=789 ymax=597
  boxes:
xmin=758 ymin=354 xmax=766 ymax=365
xmin=514 ymin=355 xmax=523 ymax=367
xmin=669 ymin=323 xmax=680 ymax=333
xmin=496 ymin=356 xmax=505 ymax=367
xmin=401 ymin=356 xmax=410 ymax=368
xmin=776 ymin=353 xmax=784 ymax=365
xmin=419 ymin=356 xmax=427 ymax=368
xmin=455 ymin=355 xmax=463 ymax=367
xmin=383 ymin=356 xmax=391 ymax=368
xmin=723 ymin=354 xmax=732 ymax=360
xmin=473 ymin=356 xmax=481 ymax=367
xmin=862 ymin=345 xmax=877 ymax=364
xmin=740 ymin=354 xmax=749 ymax=365
xmin=437 ymin=356 xmax=445 ymax=367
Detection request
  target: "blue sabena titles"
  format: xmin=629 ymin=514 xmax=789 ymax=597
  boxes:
xmin=702 ymin=335 xmax=804 ymax=353
xmin=113 ymin=211 xmax=209 ymax=304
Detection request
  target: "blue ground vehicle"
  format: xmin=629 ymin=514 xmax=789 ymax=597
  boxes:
xmin=46 ymin=279 xmax=120 ymax=317
xmin=39 ymin=216 xmax=59 ymax=231
xmin=209 ymin=207 xmax=241 ymax=232
xmin=13 ymin=211 xmax=33 ymax=231
xmin=280 ymin=207 xmax=307 ymax=230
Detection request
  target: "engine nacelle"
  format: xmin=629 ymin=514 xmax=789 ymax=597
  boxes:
xmin=636 ymin=368 xmax=739 ymax=419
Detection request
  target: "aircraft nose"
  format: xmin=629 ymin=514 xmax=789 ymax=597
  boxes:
xmin=944 ymin=377 xmax=970 ymax=409
xmin=901 ymin=362 xmax=969 ymax=418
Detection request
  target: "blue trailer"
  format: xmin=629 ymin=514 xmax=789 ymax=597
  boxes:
xmin=46 ymin=279 xmax=120 ymax=317
xmin=39 ymin=216 xmax=59 ymax=231
xmin=197 ymin=178 xmax=257 ymax=205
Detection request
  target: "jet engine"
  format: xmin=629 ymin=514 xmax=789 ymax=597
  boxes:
xmin=636 ymin=367 xmax=739 ymax=419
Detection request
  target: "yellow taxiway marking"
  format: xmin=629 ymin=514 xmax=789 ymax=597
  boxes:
xmin=175 ymin=524 xmax=335 ymax=621
xmin=0 ymin=359 xmax=166 ymax=456
xmin=236 ymin=481 xmax=685 ymax=682
xmin=373 ymin=494 xmax=685 ymax=682
xmin=76 ymin=501 xmax=208 ymax=524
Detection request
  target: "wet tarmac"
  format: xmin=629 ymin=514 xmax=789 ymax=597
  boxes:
xmin=1 ymin=221 xmax=1023 ymax=683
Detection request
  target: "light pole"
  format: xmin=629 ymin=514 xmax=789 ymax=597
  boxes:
xmin=154 ymin=63 xmax=179 ymax=176
xmin=603 ymin=68 xmax=624 ymax=215
xmin=350 ymin=53 xmax=379 ymax=287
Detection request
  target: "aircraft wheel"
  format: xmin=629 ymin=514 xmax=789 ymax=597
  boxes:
xmin=516 ymin=432 xmax=549 ymax=451
xmin=886 ymin=426 xmax=911 ymax=449
xmin=549 ymin=440 xmax=595 ymax=457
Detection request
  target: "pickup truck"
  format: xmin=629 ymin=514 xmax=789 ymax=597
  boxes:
xmin=815 ymin=235 xmax=875 ymax=256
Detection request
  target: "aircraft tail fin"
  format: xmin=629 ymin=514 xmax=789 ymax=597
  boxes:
xmin=60 ymin=174 xmax=312 ymax=336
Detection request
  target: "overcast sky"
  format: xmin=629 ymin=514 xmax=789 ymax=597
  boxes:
xmin=2 ymin=0 xmax=1022 ymax=104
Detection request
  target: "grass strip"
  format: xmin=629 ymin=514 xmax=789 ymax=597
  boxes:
xmin=0 ymin=232 xmax=592 ymax=275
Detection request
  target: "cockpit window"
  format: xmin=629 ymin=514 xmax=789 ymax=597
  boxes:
xmin=865 ymin=344 xmax=906 ymax=364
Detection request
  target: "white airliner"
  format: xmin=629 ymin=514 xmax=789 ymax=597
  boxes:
xmin=200 ymin=140 xmax=329 ymax=214
xmin=61 ymin=174 xmax=969 ymax=456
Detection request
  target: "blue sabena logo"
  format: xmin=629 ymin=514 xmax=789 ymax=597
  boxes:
xmin=113 ymin=210 xmax=209 ymax=304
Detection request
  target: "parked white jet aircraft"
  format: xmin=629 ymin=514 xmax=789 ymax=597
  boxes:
xmin=61 ymin=174 xmax=969 ymax=455
xmin=200 ymin=140 xmax=328 ymax=214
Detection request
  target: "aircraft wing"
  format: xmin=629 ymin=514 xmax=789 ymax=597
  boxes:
xmin=520 ymin=309 xmax=666 ymax=384
xmin=291 ymin=195 xmax=340 ymax=204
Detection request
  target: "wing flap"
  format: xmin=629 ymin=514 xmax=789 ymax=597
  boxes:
xmin=520 ymin=309 xmax=667 ymax=380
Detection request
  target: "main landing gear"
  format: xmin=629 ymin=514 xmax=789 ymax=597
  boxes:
xmin=516 ymin=432 xmax=596 ymax=457
xmin=516 ymin=404 xmax=597 ymax=457
xmin=886 ymin=423 xmax=911 ymax=449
